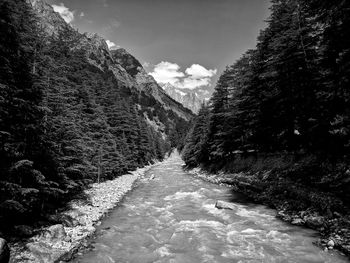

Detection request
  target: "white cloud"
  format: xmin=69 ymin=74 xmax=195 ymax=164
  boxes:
xmin=149 ymin=61 xmax=217 ymax=90
xmin=106 ymin=40 xmax=119 ymax=50
xmin=52 ymin=3 xmax=75 ymax=24
xmin=182 ymin=77 xmax=211 ymax=89
xmin=185 ymin=64 xmax=217 ymax=78
xmin=149 ymin=61 xmax=185 ymax=85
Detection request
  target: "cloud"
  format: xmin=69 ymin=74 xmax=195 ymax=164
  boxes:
xmin=52 ymin=3 xmax=75 ymax=24
xmin=182 ymin=77 xmax=212 ymax=89
xmin=149 ymin=62 xmax=185 ymax=85
xmin=185 ymin=64 xmax=217 ymax=78
xmin=106 ymin=40 xmax=119 ymax=50
xmin=149 ymin=61 xmax=217 ymax=90
xmin=79 ymin=12 xmax=85 ymax=17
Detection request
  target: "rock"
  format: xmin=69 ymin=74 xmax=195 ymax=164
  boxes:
xmin=13 ymin=225 xmax=34 ymax=237
xmin=0 ymin=238 xmax=10 ymax=263
xmin=291 ymin=218 xmax=304 ymax=226
xmin=42 ymin=224 xmax=66 ymax=242
xmin=276 ymin=211 xmax=292 ymax=222
xmin=26 ymin=242 xmax=66 ymax=263
xmin=327 ymin=240 xmax=335 ymax=247
xmin=48 ymin=213 xmax=79 ymax=227
xmin=215 ymin=200 xmax=237 ymax=210
xmin=304 ymin=215 xmax=324 ymax=229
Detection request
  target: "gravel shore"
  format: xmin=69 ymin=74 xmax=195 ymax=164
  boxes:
xmin=10 ymin=163 xmax=156 ymax=263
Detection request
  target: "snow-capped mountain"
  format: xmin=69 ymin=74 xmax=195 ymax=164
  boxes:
xmin=161 ymin=83 xmax=206 ymax=114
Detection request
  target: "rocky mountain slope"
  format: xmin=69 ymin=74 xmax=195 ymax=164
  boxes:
xmin=29 ymin=0 xmax=193 ymax=128
xmin=161 ymin=83 xmax=204 ymax=114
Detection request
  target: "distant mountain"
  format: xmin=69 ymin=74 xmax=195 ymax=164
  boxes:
xmin=29 ymin=0 xmax=193 ymax=126
xmin=161 ymin=83 xmax=204 ymax=114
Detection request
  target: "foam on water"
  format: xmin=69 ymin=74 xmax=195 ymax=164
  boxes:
xmin=164 ymin=191 xmax=203 ymax=201
xmin=71 ymin=154 xmax=349 ymax=263
xmin=177 ymin=219 xmax=225 ymax=231
xmin=201 ymin=203 xmax=231 ymax=221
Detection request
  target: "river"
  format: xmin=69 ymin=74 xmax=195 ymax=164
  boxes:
xmin=71 ymin=154 xmax=348 ymax=263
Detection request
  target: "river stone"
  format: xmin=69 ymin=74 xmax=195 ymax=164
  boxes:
xmin=215 ymin=200 xmax=237 ymax=210
xmin=276 ymin=211 xmax=292 ymax=222
xmin=304 ymin=215 xmax=324 ymax=229
xmin=0 ymin=238 xmax=10 ymax=263
xmin=327 ymin=240 xmax=335 ymax=247
xmin=42 ymin=224 xmax=66 ymax=241
xmin=291 ymin=218 xmax=304 ymax=226
xmin=26 ymin=242 xmax=67 ymax=263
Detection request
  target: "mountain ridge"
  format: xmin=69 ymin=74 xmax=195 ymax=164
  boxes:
xmin=28 ymin=0 xmax=193 ymax=124
xmin=161 ymin=83 xmax=204 ymax=114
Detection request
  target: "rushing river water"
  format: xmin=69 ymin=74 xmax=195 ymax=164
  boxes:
xmin=72 ymin=154 xmax=348 ymax=263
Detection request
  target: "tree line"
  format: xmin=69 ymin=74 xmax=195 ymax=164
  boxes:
xmin=183 ymin=0 xmax=350 ymax=169
xmin=0 ymin=0 xmax=186 ymax=237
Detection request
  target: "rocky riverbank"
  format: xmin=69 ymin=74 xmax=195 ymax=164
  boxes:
xmin=9 ymin=163 xmax=157 ymax=263
xmin=187 ymin=167 xmax=350 ymax=259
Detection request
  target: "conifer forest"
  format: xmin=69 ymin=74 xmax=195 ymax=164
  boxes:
xmin=1 ymin=0 xmax=350 ymax=262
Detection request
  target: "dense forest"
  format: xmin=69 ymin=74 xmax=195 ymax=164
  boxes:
xmin=0 ymin=0 xmax=190 ymax=238
xmin=183 ymin=0 xmax=350 ymax=210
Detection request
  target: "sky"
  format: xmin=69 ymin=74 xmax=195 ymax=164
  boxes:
xmin=48 ymin=0 xmax=271 ymax=95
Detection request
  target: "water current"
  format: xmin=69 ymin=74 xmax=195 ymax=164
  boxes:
xmin=72 ymin=154 xmax=348 ymax=263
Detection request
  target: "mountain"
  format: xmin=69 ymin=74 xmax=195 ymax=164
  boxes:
xmin=28 ymin=0 xmax=193 ymax=124
xmin=0 ymin=0 xmax=194 ymax=237
xmin=161 ymin=83 xmax=204 ymax=114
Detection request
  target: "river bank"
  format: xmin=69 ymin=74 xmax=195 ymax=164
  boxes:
xmin=187 ymin=167 xmax=350 ymax=259
xmin=9 ymin=163 xmax=158 ymax=263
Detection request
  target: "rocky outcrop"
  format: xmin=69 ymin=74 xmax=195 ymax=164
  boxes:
xmin=0 ymin=238 xmax=10 ymax=263
xmin=28 ymin=0 xmax=193 ymax=134
xmin=27 ymin=0 xmax=70 ymax=35
xmin=111 ymin=49 xmax=193 ymax=120
xmin=161 ymin=83 xmax=203 ymax=114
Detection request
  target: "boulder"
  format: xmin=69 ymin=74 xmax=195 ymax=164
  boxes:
xmin=0 ymin=238 xmax=10 ymax=263
xmin=327 ymin=240 xmax=335 ymax=248
xmin=215 ymin=200 xmax=237 ymax=210
xmin=291 ymin=218 xmax=304 ymax=226
xmin=276 ymin=210 xmax=292 ymax=222
xmin=41 ymin=224 xmax=66 ymax=242
xmin=48 ymin=214 xmax=79 ymax=227
xmin=304 ymin=215 xmax=324 ymax=229
xmin=26 ymin=242 xmax=66 ymax=263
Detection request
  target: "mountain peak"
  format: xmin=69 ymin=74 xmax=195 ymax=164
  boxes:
xmin=161 ymin=83 xmax=203 ymax=114
xmin=28 ymin=0 xmax=70 ymax=35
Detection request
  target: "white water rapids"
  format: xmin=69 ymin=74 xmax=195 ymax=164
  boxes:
xmin=71 ymin=154 xmax=348 ymax=263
